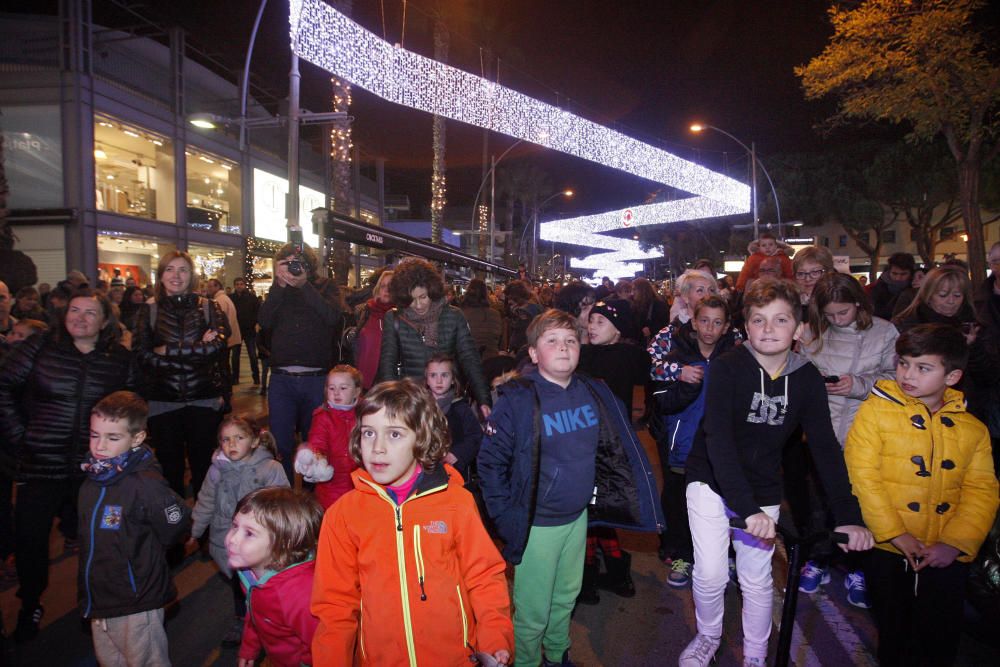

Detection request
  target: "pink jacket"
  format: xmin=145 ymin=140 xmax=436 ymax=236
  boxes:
xmin=306 ymin=405 xmax=357 ymax=509
xmin=238 ymin=559 xmax=319 ymax=667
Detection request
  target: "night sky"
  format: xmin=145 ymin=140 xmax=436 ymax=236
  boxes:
xmin=9 ymin=0 xmax=842 ymax=218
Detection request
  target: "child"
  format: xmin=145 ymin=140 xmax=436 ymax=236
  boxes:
xmin=734 ymin=232 xmax=794 ymax=291
xmin=311 ymin=379 xmax=514 ymax=666
xmin=227 ymin=487 xmax=324 ymax=667
xmin=845 ymin=324 xmax=998 ymax=667
xmin=189 ymin=415 xmax=289 ymax=646
xmin=576 ymin=299 xmax=652 ymax=603
xmin=653 ymin=296 xmax=738 ymax=589
xmin=295 ymin=365 xmax=361 ymax=509
xmin=78 ymin=391 xmax=191 ymax=667
xmin=478 ymin=309 xmax=663 ymax=667
xmin=425 ymin=353 xmax=482 ymax=482
xmin=5 ymin=318 xmax=49 ymax=345
xmin=680 ymin=279 xmax=872 ymax=667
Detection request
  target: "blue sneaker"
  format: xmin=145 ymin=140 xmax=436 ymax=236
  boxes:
xmin=844 ymin=570 xmax=870 ymax=608
xmin=668 ymin=558 xmax=692 ymax=588
xmin=798 ymin=561 xmax=830 ymax=594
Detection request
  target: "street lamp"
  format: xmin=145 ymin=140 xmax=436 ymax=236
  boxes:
xmin=520 ymin=190 xmax=573 ymax=275
xmin=689 ymin=123 xmax=782 ymax=240
xmin=468 ymin=139 xmax=528 ymax=263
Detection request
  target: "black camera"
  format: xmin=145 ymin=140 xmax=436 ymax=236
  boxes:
xmin=287 ymin=259 xmax=305 ymax=276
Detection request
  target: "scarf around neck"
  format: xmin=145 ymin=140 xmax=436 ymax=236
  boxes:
xmin=434 ymin=388 xmax=455 ymax=414
xmin=366 ymin=298 xmax=393 ymax=318
xmin=403 ymin=298 xmax=446 ymax=348
xmin=82 ymin=446 xmax=150 ymax=483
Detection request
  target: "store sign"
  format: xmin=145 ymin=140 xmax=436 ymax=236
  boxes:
xmin=252 ymin=168 xmax=322 ymax=247
xmin=365 ymin=231 xmax=385 ymax=246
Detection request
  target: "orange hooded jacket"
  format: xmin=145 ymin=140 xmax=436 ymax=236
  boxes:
xmin=311 ymin=464 xmax=513 ymax=666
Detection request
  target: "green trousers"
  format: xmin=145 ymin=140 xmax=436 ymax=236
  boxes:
xmin=513 ymin=510 xmax=587 ymax=667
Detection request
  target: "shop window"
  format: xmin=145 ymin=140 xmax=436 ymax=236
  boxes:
xmin=97 ymin=232 xmax=176 ymax=289
xmin=252 ymin=168 xmax=323 ymax=248
xmin=188 ymin=243 xmax=245 ymax=290
xmin=0 ymin=104 xmax=64 ymax=209
xmin=185 ymin=148 xmax=242 ymax=234
xmin=94 ymin=114 xmax=176 ymax=222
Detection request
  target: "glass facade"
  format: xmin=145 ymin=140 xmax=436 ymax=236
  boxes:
xmin=188 ymin=242 xmax=245 ymax=289
xmin=252 ymin=167 xmax=324 ymax=248
xmin=97 ymin=231 xmax=176 ymax=288
xmin=185 ymin=147 xmax=242 ymax=234
xmin=0 ymin=104 xmax=63 ymax=209
xmin=94 ymin=114 xmax=176 ymax=222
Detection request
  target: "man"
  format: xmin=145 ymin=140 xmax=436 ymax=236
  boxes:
xmin=869 ymin=252 xmax=916 ymax=320
xmin=205 ymin=279 xmax=242 ymax=387
xmin=258 ymin=243 xmax=345 ymax=481
xmin=0 ymin=282 xmax=15 ymax=346
xmin=230 ymin=277 xmax=261 ymax=385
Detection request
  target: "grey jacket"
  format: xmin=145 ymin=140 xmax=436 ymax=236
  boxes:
xmin=799 ymin=316 xmax=899 ymax=446
xmin=190 ymin=446 xmax=289 ymax=575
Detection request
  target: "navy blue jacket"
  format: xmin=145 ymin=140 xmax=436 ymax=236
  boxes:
xmin=477 ymin=372 xmax=664 ymax=564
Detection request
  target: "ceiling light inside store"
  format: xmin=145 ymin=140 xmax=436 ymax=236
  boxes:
xmin=204 ymin=178 xmax=211 ymax=184
xmin=199 ymin=156 xmax=215 ymax=164
xmin=151 ymin=139 xmax=163 ymax=146
xmin=221 ymin=164 xmax=232 ymax=170
xmin=94 ymin=149 xmax=107 ymax=159
xmin=123 ymin=130 xmax=140 ymax=138
xmin=106 ymin=174 xmax=115 ymax=180
xmin=192 ymin=198 xmax=201 ymax=204
xmin=217 ymin=189 xmax=224 ymax=195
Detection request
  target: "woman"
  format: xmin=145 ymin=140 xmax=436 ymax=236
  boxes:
xmin=377 ymin=259 xmax=491 ymax=415
xmin=118 ymin=285 xmax=146 ymax=333
xmin=632 ymin=277 xmax=670 ymax=347
xmin=460 ymin=278 xmax=503 ymax=359
xmin=793 ymin=246 xmax=836 ymax=321
xmin=894 ymin=265 xmax=1000 ymax=437
xmin=352 ymin=269 xmax=394 ymax=390
xmin=554 ymin=280 xmax=597 ymax=344
xmin=668 ymin=269 xmax=718 ymax=325
xmin=134 ymin=251 xmax=229 ymax=498
xmin=797 ymin=272 xmax=899 ymax=607
xmin=0 ymin=289 xmax=134 ymax=641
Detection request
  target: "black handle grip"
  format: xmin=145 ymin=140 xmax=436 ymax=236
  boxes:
xmin=728 ymin=517 xmax=849 ymax=544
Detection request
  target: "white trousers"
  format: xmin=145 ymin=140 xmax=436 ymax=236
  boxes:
xmin=686 ymin=481 xmax=780 ymax=661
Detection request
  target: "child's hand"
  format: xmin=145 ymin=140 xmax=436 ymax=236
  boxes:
xmin=917 ymin=542 xmax=960 ymax=570
xmin=679 ymin=365 xmax=704 ymax=384
xmin=184 ymin=537 xmax=198 ymax=552
xmin=890 ymin=532 xmax=926 ymax=570
xmin=743 ymin=512 xmax=776 ymax=541
xmin=833 ymin=525 xmax=874 ymax=552
xmin=444 ymin=452 xmax=458 ymax=466
xmin=480 ymin=404 xmax=492 ymax=420
xmin=493 ymin=649 xmax=511 ymax=665
xmin=294 ymin=447 xmax=334 ymax=483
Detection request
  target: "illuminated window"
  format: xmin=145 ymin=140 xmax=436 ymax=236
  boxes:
xmin=185 ymin=149 xmax=242 ymax=234
xmin=94 ymin=114 xmax=175 ymax=222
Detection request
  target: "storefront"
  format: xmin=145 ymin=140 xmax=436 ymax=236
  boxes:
xmin=94 ymin=114 xmax=176 ymax=222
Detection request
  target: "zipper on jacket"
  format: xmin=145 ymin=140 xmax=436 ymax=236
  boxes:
xmin=359 ymin=598 xmax=367 ymax=660
xmin=457 ymin=584 xmax=470 ymax=653
xmin=127 ymin=560 xmax=137 ymax=594
xmin=669 ymin=420 xmax=682 ymax=451
xmin=83 ymin=487 xmax=107 ymax=617
xmin=413 ymin=525 xmax=427 ymax=601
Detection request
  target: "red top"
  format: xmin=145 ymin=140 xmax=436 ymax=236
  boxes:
xmin=306 ymin=405 xmax=358 ymax=508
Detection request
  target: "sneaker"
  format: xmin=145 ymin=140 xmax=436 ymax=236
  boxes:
xmin=221 ymin=616 xmax=244 ymax=647
xmin=679 ymin=634 xmax=721 ymax=667
xmin=541 ymin=649 xmax=576 ymax=666
xmin=798 ymin=561 xmax=830 ymax=594
xmin=14 ymin=605 xmax=44 ymax=643
xmin=743 ymin=657 xmax=767 ymax=666
xmin=668 ymin=558 xmax=692 ymax=588
xmin=844 ymin=570 xmax=870 ymax=608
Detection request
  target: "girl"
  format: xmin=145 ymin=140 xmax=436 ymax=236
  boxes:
xmin=226 ymin=487 xmax=323 ymax=667
xmin=311 ymin=379 xmax=513 ymax=666
xmin=424 ymin=354 xmax=482 ymax=483
xmin=189 ymin=415 xmax=289 ymax=646
xmin=295 ymin=365 xmax=362 ymax=509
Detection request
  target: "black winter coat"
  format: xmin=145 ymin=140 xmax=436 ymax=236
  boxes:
xmin=0 ymin=331 xmax=136 ymax=480
xmin=134 ymin=293 xmax=229 ymax=402
xmin=377 ymin=304 xmax=492 ymax=407
xmin=77 ymin=446 xmax=191 ymax=618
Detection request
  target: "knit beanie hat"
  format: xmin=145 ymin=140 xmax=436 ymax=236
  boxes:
xmin=589 ymin=299 xmax=632 ymax=335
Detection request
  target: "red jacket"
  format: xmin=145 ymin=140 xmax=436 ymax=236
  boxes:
xmin=735 ymin=251 xmax=794 ymax=291
xmin=238 ymin=559 xmax=319 ymax=667
xmin=311 ymin=464 xmax=513 ymax=666
xmin=306 ymin=405 xmax=357 ymax=509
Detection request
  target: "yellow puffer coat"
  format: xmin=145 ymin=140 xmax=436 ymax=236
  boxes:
xmin=845 ymin=380 xmax=998 ymax=561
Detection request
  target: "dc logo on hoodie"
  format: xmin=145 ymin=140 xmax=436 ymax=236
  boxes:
xmin=746 ymin=392 xmax=787 ymax=426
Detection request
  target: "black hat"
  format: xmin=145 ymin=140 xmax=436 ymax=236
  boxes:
xmin=589 ymin=299 xmax=632 ymax=335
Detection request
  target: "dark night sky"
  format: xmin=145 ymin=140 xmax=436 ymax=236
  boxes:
xmin=8 ymin=0 xmax=841 ymax=217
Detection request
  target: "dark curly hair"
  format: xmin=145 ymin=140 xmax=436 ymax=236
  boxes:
xmin=350 ymin=378 xmax=451 ymax=470
xmin=503 ymin=280 xmax=532 ymax=306
xmin=553 ymin=281 xmax=596 ymax=317
xmin=388 ymin=259 xmax=445 ymax=307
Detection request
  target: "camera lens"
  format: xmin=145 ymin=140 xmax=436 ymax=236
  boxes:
xmin=287 ymin=260 xmax=303 ymax=276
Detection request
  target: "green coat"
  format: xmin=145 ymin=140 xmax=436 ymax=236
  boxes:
xmin=377 ymin=304 xmax=492 ymax=407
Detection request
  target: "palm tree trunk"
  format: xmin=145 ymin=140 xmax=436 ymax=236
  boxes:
xmin=328 ymin=0 xmax=355 ymax=285
xmin=430 ymin=15 xmax=449 ymax=245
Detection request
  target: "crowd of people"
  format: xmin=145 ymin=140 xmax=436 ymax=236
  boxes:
xmin=0 ymin=233 xmax=997 ymax=666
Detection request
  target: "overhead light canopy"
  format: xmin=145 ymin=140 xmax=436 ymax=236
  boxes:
xmin=189 ymin=113 xmax=220 ymax=129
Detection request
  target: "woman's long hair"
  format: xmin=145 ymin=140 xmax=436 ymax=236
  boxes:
xmin=806 ymin=273 xmax=875 ymax=351
xmin=154 ymin=251 xmax=196 ymax=301
xmin=895 ymin=265 xmax=975 ymax=322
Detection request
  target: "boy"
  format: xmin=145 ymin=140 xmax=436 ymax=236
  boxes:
xmin=680 ymin=279 xmax=872 ymax=667
xmin=79 ymin=391 xmax=192 ymax=666
xmin=845 ymin=324 xmax=998 ymax=667
xmin=478 ymin=309 xmax=662 ymax=667
xmin=735 ymin=232 xmax=794 ymax=291
xmin=653 ymin=296 xmax=738 ymax=589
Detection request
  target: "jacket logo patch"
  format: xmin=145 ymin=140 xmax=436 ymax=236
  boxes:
xmin=423 ymin=520 xmax=448 ymax=534
xmin=100 ymin=505 xmax=123 ymax=530
xmin=746 ymin=392 xmax=787 ymax=426
xmin=164 ymin=504 xmax=183 ymax=525
xmin=542 ymin=405 xmax=598 ymax=436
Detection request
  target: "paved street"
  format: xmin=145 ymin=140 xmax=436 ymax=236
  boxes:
xmin=1 ymin=382 xmax=998 ymax=666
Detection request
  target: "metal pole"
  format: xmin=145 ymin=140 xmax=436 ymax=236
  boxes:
xmin=287 ymin=52 xmax=301 ymax=234
xmin=489 ymin=154 xmax=496 ymax=263
xmin=239 ymin=0 xmax=269 ymax=151
xmin=750 ymin=141 xmax=758 ymax=241
xmin=531 ymin=204 xmax=538 ymax=277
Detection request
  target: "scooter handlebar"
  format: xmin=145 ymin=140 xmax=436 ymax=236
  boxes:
xmin=728 ymin=517 xmax=849 ymax=545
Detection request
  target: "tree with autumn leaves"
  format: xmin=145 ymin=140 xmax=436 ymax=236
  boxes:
xmin=796 ymin=0 xmax=999 ymax=280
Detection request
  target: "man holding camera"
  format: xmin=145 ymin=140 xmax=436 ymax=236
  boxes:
xmin=258 ymin=243 xmax=345 ymax=481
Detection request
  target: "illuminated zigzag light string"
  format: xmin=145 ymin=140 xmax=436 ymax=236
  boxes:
xmin=288 ymin=0 xmax=750 ymax=277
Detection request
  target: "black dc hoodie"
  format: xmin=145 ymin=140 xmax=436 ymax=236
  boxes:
xmin=685 ymin=344 xmax=863 ymax=525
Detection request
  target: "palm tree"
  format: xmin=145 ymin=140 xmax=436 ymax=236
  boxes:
xmin=429 ymin=4 xmax=450 ymax=245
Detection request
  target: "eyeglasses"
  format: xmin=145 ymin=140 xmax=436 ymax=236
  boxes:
xmin=795 ymin=268 xmax=826 ymax=280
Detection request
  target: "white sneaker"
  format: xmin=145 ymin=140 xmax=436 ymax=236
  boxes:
xmin=743 ymin=657 xmax=767 ymax=667
xmin=679 ymin=634 xmax=721 ymax=666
